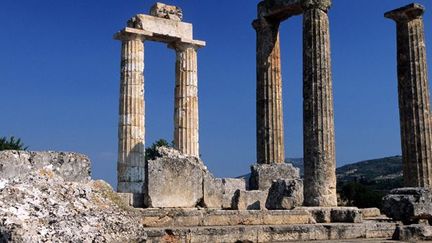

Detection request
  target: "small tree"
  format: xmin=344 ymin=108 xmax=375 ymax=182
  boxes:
xmin=0 ymin=136 xmax=28 ymax=151
xmin=145 ymin=139 xmax=172 ymax=161
xmin=340 ymin=182 xmax=383 ymax=209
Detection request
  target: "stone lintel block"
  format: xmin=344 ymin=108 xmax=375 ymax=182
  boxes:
xmin=249 ymin=163 xmax=300 ymax=190
xmin=232 ymin=190 xmax=268 ymax=210
xmin=382 ymin=187 xmax=432 ymax=225
xmin=385 ymin=3 xmax=425 ymax=22
xmin=258 ymin=0 xmax=303 ymax=20
xmin=266 ymin=179 xmax=304 ymax=210
xmin=117 ymin=192 xmax=145 ymax=208
xmin=222 ymin=178 xmax=247 ymax=209
xmin=203 ymin=174 xmax=223 ymax=208
xmin=145 ymin=151 xmax=205 ymax=208
xmin=295 ymin=207 xmax=362 ymax=223
xmin=128 ymin=14 xmax=192 ymax=39
xmin=394 ymin=224 xmax=432 ymax=241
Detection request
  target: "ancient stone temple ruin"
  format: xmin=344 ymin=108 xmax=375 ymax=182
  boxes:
xmin=114 ymin=3 xmax=205 ymax=195
xmin=112 ymin=1 xmax=432 ymax=241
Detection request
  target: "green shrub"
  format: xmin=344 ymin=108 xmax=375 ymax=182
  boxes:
xmin=0 ymin=136 xmax=28 ymax=151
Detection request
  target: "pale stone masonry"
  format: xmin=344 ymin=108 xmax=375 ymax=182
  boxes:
xmin=114 ymin=3 xmax=205 ymax=194
xmin=116 ymin=34 xmax=146 ymax=193
xmin=253 ymin=18 xmax=285 ymax=164
xmin=385 ymin=3 xmax=432 ymax=188
xmin=172 ymin=43 xmax=200 ymax=157
xmin=302 ymin=0 xmax=337 ymax=206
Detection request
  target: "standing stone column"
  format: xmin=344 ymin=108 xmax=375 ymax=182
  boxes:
xmin=172 ymin=43 xmax=200 ymax=157
xmin=117 ymin=34 xmax=146 ymax=193
xmin=385 ymin=3 xmax=432 ymax=188
xmin=302 ymin=0 xmax=337 ymax=206
xmin=253 ymin=18 xmax=285 ymax=164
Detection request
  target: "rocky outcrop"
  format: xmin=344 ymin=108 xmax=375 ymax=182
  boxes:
xmin=0 ymin=150 xmax=90 ymax=183
xmin=0 ymin=151 xmax=147 ymax=242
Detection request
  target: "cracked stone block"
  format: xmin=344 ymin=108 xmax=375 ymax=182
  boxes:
xmin=382 ymin=187 xmax=432 ymax=225
xmin=232 ymin=190 xmax=268 ymax=210
xmin=394 ymin=224 xmax=432 ymax=241
xmin=266 ymin=179 xmax=303 ymax=210
xmin=249 ymin=163 xmax=300 ymax=190
xmin=145 ymin=148 xmax=205 ymax=208
xmin=222 ymin=178 xmax=247 ymax=209
xmin=203 ymin=174 xmax=223 ymax=208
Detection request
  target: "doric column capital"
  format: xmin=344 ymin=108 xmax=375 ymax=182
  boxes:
xmin=301 ymin=0 xmax=332 ymax=12
xmin=114 ymin=31 xmax=146 ymax=42
xmin=169 ymin=41 xmax=204 ymax=52
xmin=385 ymin=3 xmax=425 ymax=23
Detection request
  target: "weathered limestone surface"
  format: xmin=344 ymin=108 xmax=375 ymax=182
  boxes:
xmin=253 ymin=18 xmax=285 ymax=165
xmin=203 ymin=174 xmax=223 ymax=208
xmin=222 ymin=178 xmax=247 ymax=209
xmin=173 ymin=43 xmax=200 ymax=157
xmin=150 ymin=2 xmax=183 ymax=21
xmin=382 ymin=187 xmax=432 ymax=225
xmin=294 ymin=207 xmax=362 ymax=223
xmin=249 ymin=163 xmax=300 ymax=190
xmin=140 ymin=209 xmax=313 ymax=227
xmin=302 ymin=0 xmax=337 ymax=207
xmin=385 ymin=3 xmax=432 ymax=188
xmin=266 ymin=179 xmax=303 ymax=210
xmin=232 ymin=190 xmax=268 ymax=210
xmin=145 ymin=147 xmax=205 ymax=208
xmin=360 ymin=208 xmax=381 ymax=218
xmin=394 ymin=224 xmax=432 ymax=241
xmin=116 ymin=34 xmax=145 ymax=194
xmin=0 ymin=150 xmax=399 ymax=242
xmin=0 ymin=150 xmax=90 ymax=183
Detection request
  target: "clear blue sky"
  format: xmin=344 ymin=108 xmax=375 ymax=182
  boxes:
xmin=1 ymin=0 xmax=431 ymax=187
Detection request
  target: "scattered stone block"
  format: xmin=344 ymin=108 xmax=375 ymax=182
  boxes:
xmin=249 ymin=163 xmax=300 ymax=190
xmin=382 ymin=187 xmax=432 ymax=225
xmin=145 ymin=148 xmax=206 ymax=208
xmin=0 ymin=150 xmax=91 ymax=183
xmin=222 ymin=178 xmax=247 ymax=209
xmin=331 ymin=207 xmax=363 ymax=223
xmin=394 ymin=224 xmax=432 ymax=241
xmin=266 ymin=179 xmax=303 ymax=210
xmin=232 ymin=190 xmax=268 ymax=210
xmin=203 ymin=174 xmax=223 ymax=208
xmin=361 ymin=208 xmax=381 ymax=218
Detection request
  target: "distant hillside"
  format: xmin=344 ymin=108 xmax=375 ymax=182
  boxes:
xmin=336 ymin=156 xmax=402 ymax=184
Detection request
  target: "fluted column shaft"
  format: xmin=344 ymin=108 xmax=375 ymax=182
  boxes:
xmin=117 ymin=35 xmax=145 ymax=193
xmin=386 ymin=4 xmax=432 ymax=188
xmin=254 ymin=19 xmax=285 ymax=164
xmin=173 ymin=43 xmax=200 ymax=157
xmin=303 ymin=3 xmax=337 ymax=206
